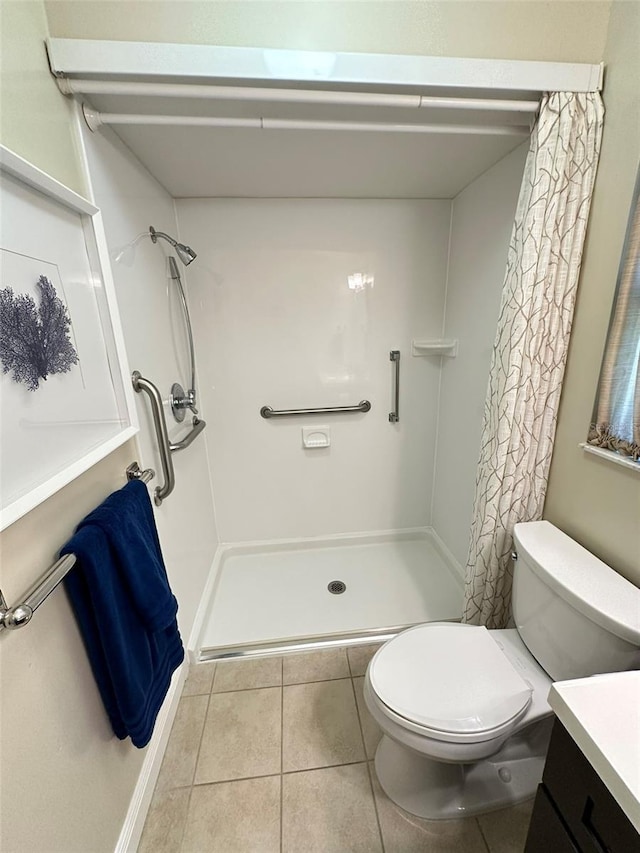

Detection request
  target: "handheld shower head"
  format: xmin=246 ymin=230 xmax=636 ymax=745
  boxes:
xmin=175 ymin=243 xmax=197 ymax=266
xmin=149 ymin=225 xmax=197 ymax=265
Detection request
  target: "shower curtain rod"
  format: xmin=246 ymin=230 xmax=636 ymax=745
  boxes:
xmin=82 ymin=106 xmax=530 ymax=137
xmin=59 ymin=78 xmax=540 ymax=114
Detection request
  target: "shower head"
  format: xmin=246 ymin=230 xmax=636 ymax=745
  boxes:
xmin=149 ymin=225 xmax=197 ymax=265
xmin=175 ymin=243 xmax=197 ymax=266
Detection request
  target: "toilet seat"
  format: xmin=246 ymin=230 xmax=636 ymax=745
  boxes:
xmin=368 ymin=623 xmax=533 ymax=744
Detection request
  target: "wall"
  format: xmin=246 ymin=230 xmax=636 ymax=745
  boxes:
xmin=45 ymin=0 xmax=610 ymax=63
xmin=1 ymin=0 xmax=82 ymax=193
xmin=432 ymin=143 xmax=528 ymax=569
xmin=0 ymin=6 xmax=145 ymax=851
xmin=176 ymin=198 xmax=450 ymax=541
xmin=0 ymin=444 xmax=147 ymax=853
xmin=79 ymin=121 xmax=219 ymax=637
xmin=544 ymin=0 xmax=640 ymax=586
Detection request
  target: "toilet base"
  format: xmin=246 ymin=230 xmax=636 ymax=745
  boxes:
xmin=374 ymin=734 xmax=544 ymax=820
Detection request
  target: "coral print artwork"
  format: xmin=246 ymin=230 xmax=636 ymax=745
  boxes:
xmin=0 ymin=275 xmax=79 ymax=391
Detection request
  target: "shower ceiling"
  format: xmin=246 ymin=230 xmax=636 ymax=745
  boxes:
xmin=47 ymin=40 xmax=603 ymax=199
xmin=93 ymin=115 xmax=525 ymax=199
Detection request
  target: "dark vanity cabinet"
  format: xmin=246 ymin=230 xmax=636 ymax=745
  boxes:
xmin=525 ymin=720 xmax=639 ymax=853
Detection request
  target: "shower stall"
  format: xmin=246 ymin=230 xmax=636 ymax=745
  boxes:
xmin=48 ymin=40 xmax=601 ymax=658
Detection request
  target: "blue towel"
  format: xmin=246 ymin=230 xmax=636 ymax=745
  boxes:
xmin=61 ymin=479 xmax=184 ymax=748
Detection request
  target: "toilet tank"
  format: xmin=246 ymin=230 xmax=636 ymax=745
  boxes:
xmin=512 ymin=521 xmax=640 ymax=681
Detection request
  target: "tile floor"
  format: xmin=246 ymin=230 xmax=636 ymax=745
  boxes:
xmin=139 ymin=644 xmax=534 ymax=853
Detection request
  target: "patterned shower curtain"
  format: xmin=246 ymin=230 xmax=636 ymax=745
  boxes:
xmin=462 ymin=92 xmax=604 ymax=628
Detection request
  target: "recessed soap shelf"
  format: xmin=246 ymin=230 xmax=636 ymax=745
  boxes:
xmin=411 ymin=339 xmax=458 ymax=357
xmin=302 ymin=426 xmax=330 ymax=448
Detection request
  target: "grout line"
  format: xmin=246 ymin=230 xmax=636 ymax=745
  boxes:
xmin=209 ymin=673 xmax=357 ymax=695
xmin=285 ymin=759 xmax=366 ymax=776
xmin=210 ymin=659 xmax=221 ymax=692
xmin=281 ymin=760 xmax=370 ymax=778
xmin=188 ymin=759 xmax=375 ymax=790
xmin=280 ymin=656 xmax=284 ymax=853
xmin=178 ymin=676 xmax=214 ymax=852
xmin=190 ymin=680 xmax=214 ymax=786
xmin=188 ymin=759 xmax=374 ymax=789
xmin=282 ymin=673 xmax=352 ymax=689
xmin=366 ymin=761 xmax=386 ymax=853
xmin=349 ymin=660 xmax=385 ymax=852
xmin=350 ymin=675 xmax=368 ymax=761
xmin=211 ymin=681 xmax=283 ymax=695
xmin=346 ymin=647 xmax=354 ymax=678
xmin=475 ymin=816 xmax=492 ymax=853
xmin=191 ymin=771 xmax=283 ymax=788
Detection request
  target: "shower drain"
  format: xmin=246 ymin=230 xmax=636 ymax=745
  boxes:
xmin=328 ymin=580 xmax=347 ymax=594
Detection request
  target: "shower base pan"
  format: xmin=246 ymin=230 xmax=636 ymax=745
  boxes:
xmin=198 ymin=529 xmax=463 ymax=660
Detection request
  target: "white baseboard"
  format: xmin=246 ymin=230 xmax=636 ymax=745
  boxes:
xmin=114 ymin=661 xmax=188 ymax=853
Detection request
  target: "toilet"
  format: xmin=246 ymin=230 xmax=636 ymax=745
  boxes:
xmin=364 ymin=520 xmax=640 ymax=819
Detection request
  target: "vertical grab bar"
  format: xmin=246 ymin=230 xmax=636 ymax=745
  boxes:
xmin=131 ymin=371 xmax=176 ymax=505
xmin=389 ymin=350 xmax=400 ymax=423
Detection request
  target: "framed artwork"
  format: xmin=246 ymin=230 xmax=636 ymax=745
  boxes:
xmin=0 ymin=145 xmax=138 ymax=530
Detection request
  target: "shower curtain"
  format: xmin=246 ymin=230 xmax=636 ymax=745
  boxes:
xmin=462 ymin=92 xmax=604 ymax=629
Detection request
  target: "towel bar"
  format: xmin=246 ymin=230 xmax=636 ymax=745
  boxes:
xmin=0 ymin=461 xmax=154 ymax=632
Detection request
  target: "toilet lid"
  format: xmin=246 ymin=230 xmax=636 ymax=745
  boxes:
xmin=369 ymin=623 xmax=533 ymax=735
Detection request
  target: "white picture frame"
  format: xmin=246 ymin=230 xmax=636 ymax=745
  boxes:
xmin=0 ymin=145 xmax=138 ymax=530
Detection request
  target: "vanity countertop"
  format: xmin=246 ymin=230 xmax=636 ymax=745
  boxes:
xmin=548 ymin=671 xmax=640 ymax=833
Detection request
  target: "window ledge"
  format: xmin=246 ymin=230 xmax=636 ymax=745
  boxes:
xmin=580 ymin=443 xmax=640 ymax=473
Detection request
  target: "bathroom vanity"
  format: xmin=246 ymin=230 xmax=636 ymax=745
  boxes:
xmin=525 ymin=672 xmax=640 ymax=852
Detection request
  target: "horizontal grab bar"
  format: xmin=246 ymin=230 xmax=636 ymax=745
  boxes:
xmin=260 ymin=400 xmax=371 ymax=419
xmin=169 ymin=416 xmax=206 ymax=452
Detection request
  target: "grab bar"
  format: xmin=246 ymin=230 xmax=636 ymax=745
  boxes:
xmin=132 ymin=372 xmax=207 ymax=503
xmin=260 ymin=400 xmax=371 ymax=419
xmin=389 ymin=350 xmax=400 ymax=423
xmin=132 ymin=371 xmax=175 ymax=505
xmin=0 ymin=462 xmax=154 ymax=631
xmin=169 ymin=416 xmax=206 ymax=452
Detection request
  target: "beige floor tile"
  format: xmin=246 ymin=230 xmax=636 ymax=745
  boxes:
xmin=195 ymin=687 xmax=281 ymax=783
xmin=353 ymin=676 xmax=382 ymax=759
xmin=155 ymin=694 xmax=208 ymax=792
xmin=182 ymin=776 xmax=280 ymax=853
xmin=212 ymin=656 xmax=282 ymax=692
xmin=283 ymin=647 xmax=350 ymax=684
xmin=477 ymin=798 xmax=535 ymax=853
xmin=282 ymin=679 xmax=365 ymax=771
xmin=282 ymin=763 xmax=383 ymax=853
xmin=138 ymin=787 xmax=190 ymax=853
xmin=347 ymin=643 xmax=384 ymax=677
xmin=370 ymin=764 xmax=489 ymax=853
xmin=182 ymin=661 xmax=216 ymax=696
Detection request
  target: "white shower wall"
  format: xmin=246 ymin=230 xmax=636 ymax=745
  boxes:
xmin=79 ymin=121 xmax=219 ymax=642
xmin=432 ymin=144 xmax=528 ymax=569
xmin=176 ymin=199 xmax=451 ymax=542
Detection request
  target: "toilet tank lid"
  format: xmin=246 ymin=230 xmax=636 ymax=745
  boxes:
xmin=513 ymin=522 xmax=640 ymax=645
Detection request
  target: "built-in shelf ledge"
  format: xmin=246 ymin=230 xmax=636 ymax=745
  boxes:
xmin=580 ymin=443 xmax=640 ymax=473
xmin=411 ymin=339 xmax=458 ymax=357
